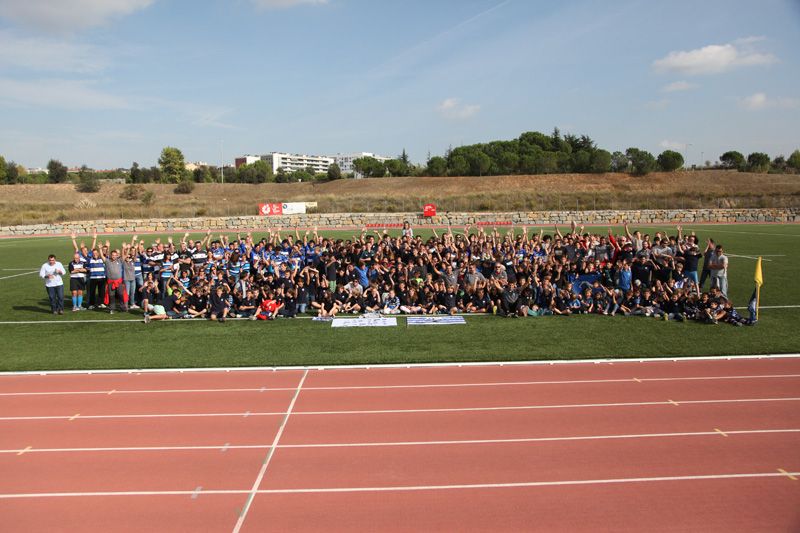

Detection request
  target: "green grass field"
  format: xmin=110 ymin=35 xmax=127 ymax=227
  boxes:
xmin=0 ymin=224 xmax=798 ymax=372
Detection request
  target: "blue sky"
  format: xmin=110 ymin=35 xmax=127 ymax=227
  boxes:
xmin=0 ymin=0 xmax=798 ymax=168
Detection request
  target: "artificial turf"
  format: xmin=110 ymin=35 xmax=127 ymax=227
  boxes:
xmin=0 ymin=224 xmax=797 ymax=371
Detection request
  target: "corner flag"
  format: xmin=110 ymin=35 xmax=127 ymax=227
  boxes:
xmin=753 ymin=257 xmax=763 ymax=321
xmin=754 ymin=257 xmax=763 ymax=287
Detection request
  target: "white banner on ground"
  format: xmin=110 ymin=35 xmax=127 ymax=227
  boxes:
xmin=407 ymin=316 xmax=467 ymax=326
xmin=331 ymin=317 xmax=398 ymax=328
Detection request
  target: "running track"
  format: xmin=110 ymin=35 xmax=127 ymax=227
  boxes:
xmin=1 ymin=357 xmax=799 ymax=532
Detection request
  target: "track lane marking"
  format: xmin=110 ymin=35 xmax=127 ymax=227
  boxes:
xmin=777 ymin=469 xmax=797 ymax=481
xmin=0 ymin=472 xmax=798 ymax=499
xmin=1 ymin=429 xmax=798 ymax=455
xmin=16 ymin=446 xmax=32 ymax=456
xmin=232 ymin=369 xmax=308 ymax=533
xmin=714 ymin=428 xmax=728 ymax=437
xmin=3 ymin=373 xmax=800 ymax=397
xmin=2 ymin=397 xmax=800 ymax=421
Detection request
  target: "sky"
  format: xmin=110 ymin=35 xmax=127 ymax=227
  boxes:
xmin=0 ymin=0 xmax=799 ymax=169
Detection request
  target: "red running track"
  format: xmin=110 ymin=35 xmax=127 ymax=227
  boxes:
xmin=0 ymin=357 xmax=799 ymax=532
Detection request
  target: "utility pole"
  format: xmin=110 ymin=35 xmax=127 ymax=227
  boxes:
xmin=220 ymin=140 xmax=224 ymax=184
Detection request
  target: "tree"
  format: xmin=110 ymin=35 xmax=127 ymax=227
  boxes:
xmin=720 ymin=151 xmax=745 ymax=171
xmin=426 ymin=156 xmax=447 ymax=177
xmin=570 ymin=150 xmax=592 ymax=173
xmin=47 ymin=159 xmax=68 ymax=183
xmin=6 ymin=160 xmax=20 ymax=184
xmin=130 ymin=162 xmax=143 ymax=184
xmin=787 ymin=150 xmax=800 ymax=172
xmin=610 ymin=151 xmax=628 ymax=172
xmin=385 ymin=159 xmax=409 ymax=177
xmin=353 ymin=157 xmax=385 ymax=178
xmin=75 ymin=165 xmax=101 ymax=193
xmin=0 ymin=156 xmax=6 ymax=184
xmin=657 ymin=150 xmax=684 ymax=172
xmin=590 ymin=149 xmax=612 ymax=173
xmin=399 ymin=149 xmax=411 ymax=167
xmin=468 ymin=151 xmax=491 ymax=176
xmin=327 ymin=162 xmax=342 ymax=180
xmin=158 ymin=146 xmax=187 ymax=183
xmin=747 ymin=152 xmax=771 ymax=173
xmin=253 ymin=160 xmax=274 ymax=183
xmin=626 ymin=148 xmax=656 ymax=176
xmin=448 ymin=155 xmax=469 ymax=176
xmin=771 ymin=155 xmax=787 ymax=173
xmin=193 ymin=166 xmax=213 ymax=183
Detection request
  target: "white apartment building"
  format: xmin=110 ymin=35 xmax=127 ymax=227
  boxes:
xmin=261 ymin=152 xmax=334 ymax=174
xmin=333 ymin=152 xmax=392 ymax=176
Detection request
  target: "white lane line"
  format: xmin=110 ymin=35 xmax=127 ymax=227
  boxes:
xmin=727 ymin=254 xmax=777 ymax=262
xmin=232 ymin=369 xmax=308 ymax=533
xmin=1 ymin=397 xmax=799 ymax=422
xmin=3 ymin=373 xmax=800 ymax=397
xmin=2 ymin=428 xmax=797 ymax=455
xmin=0 ymin=472 xmax=797 ymax=500
xmin=0 ymin=271 xmax=36 ymax=281
xmin=2 ymin=353 xmax=799 ymax=376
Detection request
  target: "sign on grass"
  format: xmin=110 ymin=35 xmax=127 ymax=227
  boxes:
xmin=331 ymin=317 xmax=398 ymax=328
xmin=407 ymin=316 xmax=467 ymax=326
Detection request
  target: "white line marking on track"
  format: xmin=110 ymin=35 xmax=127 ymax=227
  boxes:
xmin=714 ymin=428 xmax=728 ymax=437
xmin=0 ymin=472 xmax=798 ymax=499
xmin=777 ymin=468 xmax=798 ymax=481
xmin=1 ymin=353 xmax=798 ymax=376
xmin=232 ymin=369 xmax=308 ymax=533
xmin=1 ymin=397 xmax=799 ymax=422
xmin=1 ymin=429 xmax=797 ymax=455
xmin=0 ymin=271 xmax=36 ymax=281
xmin=2 ymin=373 xmax=800 ymax=397
xmin=191 ymin=486 xmax=202 ymax=499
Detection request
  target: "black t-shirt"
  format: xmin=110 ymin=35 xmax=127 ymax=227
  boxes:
xmin=683 ymin=251 xmax=701 ymax=272
xmin=325 ymin=260 xmax=339 ymax=281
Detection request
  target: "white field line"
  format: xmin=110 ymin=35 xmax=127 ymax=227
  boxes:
xmin=1 ymin=428 xmax=798 ymax=455
xmin=1 ymin=353 xmax=799 ymax=377
xmin=0 ymin=472 xmax=797 ymax=500
xmin=0 ymin=271 xmax=36 ymax=281
xmin=0 ymin=268 xmax=41 ymax=271
xmin=232 ymin=369 xmax=307 ymax=533
xmin=1 ymin=305 xmax=799 ymax=326
xmin=2 ymin=373 xmax=800 ymax=398
xmin=1 ymin=396 xmax=799 ymax=422
xmin=727 ymin=254 xmax=776 ymax=261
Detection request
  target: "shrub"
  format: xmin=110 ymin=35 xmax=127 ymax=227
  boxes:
xmin=141 ymin=191 xmax=155 ymax=206
xmin=119 ymin=184 xmax=145 ymax=201
xmin=75 ymin=172 xmax=101 ymax=193
xmin=174 ymin=179 xmax=195 ymax=194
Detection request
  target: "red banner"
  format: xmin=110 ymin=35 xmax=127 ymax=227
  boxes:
xmin=259 ymin=203 xmax=283 ymax=216
xmin=423 ymin=203 xmax=437 ymax=217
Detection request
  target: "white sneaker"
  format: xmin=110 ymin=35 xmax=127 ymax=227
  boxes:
xmin=98 ymin=304 xmax=107 ymax=309
xmin=143 ymin=314 xmax=151 ymax=324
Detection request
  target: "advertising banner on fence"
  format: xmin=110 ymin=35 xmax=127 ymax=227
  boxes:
xmin=258 ymin=202 xmax=308 ymax=216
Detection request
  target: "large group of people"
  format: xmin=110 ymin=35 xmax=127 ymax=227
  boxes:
xmin=39 ymin=221 xmax=750 ymax=326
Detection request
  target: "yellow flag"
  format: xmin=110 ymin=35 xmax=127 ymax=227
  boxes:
xmin=754 ymin=257 xmax=763 ymax=287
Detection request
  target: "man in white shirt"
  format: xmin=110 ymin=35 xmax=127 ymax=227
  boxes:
xmin=40 ymin=254 xmax=66 ymax=315
xmin=708 ymin=244 xmax=729 ymax=298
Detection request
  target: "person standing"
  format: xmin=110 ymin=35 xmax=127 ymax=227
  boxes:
xmin=708 ymin=243 xmax=729 ymax=298
xmin=99 ymin=241 xmax=128 ymax=314
xmin=40 ymin=254 xmax=66 ymax=315
xmin=68 ymin=252 xmax=88 ymax=311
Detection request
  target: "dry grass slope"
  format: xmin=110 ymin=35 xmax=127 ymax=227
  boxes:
xmin=2 ymin=171 xmax=798 ymax=225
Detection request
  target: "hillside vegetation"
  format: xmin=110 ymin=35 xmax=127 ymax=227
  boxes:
xmin=1 ymin=170 xmax=798 ymax=226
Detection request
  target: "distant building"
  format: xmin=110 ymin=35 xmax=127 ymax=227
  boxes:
xmin=333 ymin=152 xmax=392 ymax=178
xmin=234 ymin=155 xmax=261 ymax=169
xmin=185 ymin=161 xmax=208 ymax=172
xmin=26 ymin=167 xmax=48 ymax=174
xmin=260 ymin=152 xmax=334 ymax=174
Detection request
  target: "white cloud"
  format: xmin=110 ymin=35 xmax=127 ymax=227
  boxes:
xmin=653 ymin=37 xmax=777 ymax=75
xmin=0 ymin=78 xmax=128 ymax=110
xmin=250 ymin=0 xmax=328 ymax=9
xmin=661 ymin=80 xmax=697 ymax=93
xmin=659 ymin=140 xmax=686 ymax=151
xmin=0 ymin=0 xmax=154 ymax=32
xmin=0 ymin=30 xmax=109 ymax=73
xmin=437 ymin=97 xmax=480 ymax=120
xmin=740 ymin=92 xmax=799 ymax=111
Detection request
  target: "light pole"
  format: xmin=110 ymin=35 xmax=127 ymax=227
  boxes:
xmin=700 ymin=151 xmax=704 ymax=168
xmin=220 ymin=140 xmax=224 ymax=184
xmin=684 ymin=143 xmax=693 ymax=170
